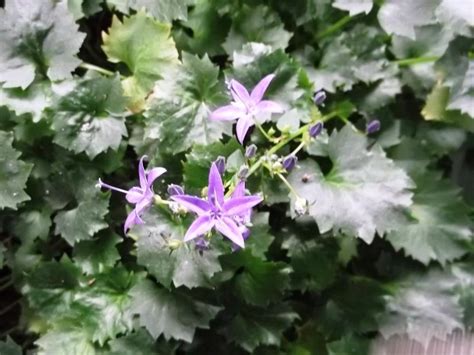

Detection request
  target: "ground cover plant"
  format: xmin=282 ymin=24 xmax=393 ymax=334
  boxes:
xmin=0 ymin=0 xmax=473 ymax=353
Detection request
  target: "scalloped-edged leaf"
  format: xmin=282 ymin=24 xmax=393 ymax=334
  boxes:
xmin=14 ymin=210 xmax=52 ymax=241
xmin=36 ymin=329 xmax=96 ymax=355
xmin=223 ymin=5 xmax=291 ymax=54
xmin=289 ymin=125 xmax=414 ymax=243
xmin=144 ymin=53 xmax=231 ymax=154
xmin=51 ymin=76 xmax=127 ymax=159
xmin=332 ymin=0 xmax=373 ymax=16
xmin=109 ymin=329 xmax=179 ymax=355
xmin=0 ymin=0 xmax=85 ymax=89
xmin=133 ymin=208 xmax=223 ymax=289
xmin=108 ymin=0 xmax=191 ymax=22
xmin=378 ymin=0 xmax=439 ymax=39
xmin=0 ymin=337 xmax=22 ymax=355
xmin=386 ymin=171 xmax=472 ymax=265
xmin=221 ymin=249 xmax=290 ymax=306
xmin=130 ymin=279 xmax=222 ymax=342
xmin=378 ymin=264 xmax=474 ymax=348
xmin=102 ymin=11 xmax=179 ymax=111
xmin=222 ymin=304 xmax=299 ymax=352
xmin=54 ymin=193 xmax=109 ymax=245
xmin=0 ymin=131 xmax=33 ymax=210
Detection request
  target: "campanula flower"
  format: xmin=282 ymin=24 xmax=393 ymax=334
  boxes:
xmin=171 ymin=163 xmax=262 ymax=248
xmin=167 ymin=184 xmax=184 ymax=196
xmin=98 ymin=156 xmax=166 ymax=233
xmin=215 ymin=156 xmax=226 ymax=175
xmin=210 ymin=74 xmax=283 ymax=144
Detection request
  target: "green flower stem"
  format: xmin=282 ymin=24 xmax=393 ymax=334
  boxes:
xmin=316 ymin=15 xmax=353 ymax=39
xmin=255 ymin=122 xmax=275 ymax=142
xmin=154 ymin=195 xmax=171 ymax=206
xmin=290 ymin=140 xmax=306 ymax=157
xmin=277 ymin=172 xmax=301 ymax=198
xmin=79 ymin=62 xmax=117 ymax=76
xmin=393 ymin=56 xmax=439 ymax=66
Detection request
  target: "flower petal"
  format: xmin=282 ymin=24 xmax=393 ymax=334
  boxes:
xmin=184 ymin=215 xmax=215 ymax=242
xmin=223 ymin=195 xmax=262 ymax=216
xmin=230 ymin=79 xmax=250 ymax=105
xmin=236 ymin=116 xmax=253 ymax=144
xmin=171 ymin=195 xmax=211 ymax=215
xmin=210 ymin=105 xmax=244 ymax=121
xmin=215 ymin=217 xmax=245 ymax=248
xmin=134 ymin=195 xmax=153 ymax=215
xmin=126 ymin=186 xmax=144 ymax=203
xmin=250 ymin=74 xmax=276 ymax=103
xmin=147 ymin=167 xmax=167 ymax=186
xmin=231 ymin=181 xmax=246 ymax=199
xmin=257 ymin=100 xmax=284 ymax=114
xmin=124 ymin=210 xmax=141 ymax=233
xmin=208 ymin=162 xmax=225 ymax=206
xmin=138 ymin=156 xmax=148 ymax=190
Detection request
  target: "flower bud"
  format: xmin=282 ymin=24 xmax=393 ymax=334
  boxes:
xmin=168 ymin=239 xmax=182 ymax=249
xmin=215 ymin=156 xmax=226 ymax=174
xmin=309 ymin=122 xmax=323 ymax=138
xmin=282 ymin=155 xmax=297 ymax=172
xmin=238 ymin=165 xmax=249 ymax=179
xmin=313 ymin=90 xmax=326 ymax=106
xmin=295 ymin=197 xmax=308 ymax=216
xmin=366 ymin=119 xmax=381 ymax=134
xmin=167 ymin=184 xmax=184 ymax=196
xmin=195 ymin=237 xmax=210 ymax=251
xmin=245 ymin=144 xmax=257 ymax=158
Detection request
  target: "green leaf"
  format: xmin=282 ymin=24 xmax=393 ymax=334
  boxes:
xmin=221 ymin=249 xmax=290 ymax=306
xmin=73 ymin=231 xmax=121 ymax=275
xmin=144 ymin=53 xmax=231 ymax=154
xmin=36 ymin=329 xmax=96 ymax=355
xmin=134 ymin=208 xmax=223 ymax=289
xmin=68 ymin=0 xmax=103 ymax=20
xmin=28 ymin=260 xmax=80 ymax=289
xmin=332 ymin=0 xmax=373 ymax=16
xmin=326 ymin=334 xmax=370 ymax=355
xmin=378 ymin=0 xmax=439 ymax=39
xmin=282 ymin=236 xmax=338 ymax=292
xmin=108 ymin=0 xmax=191 ymax=22
xmin=0 ymin=337 xmax=22 ymax=355
xmin=244 ymin=212 xmax=275 ymax=259
xmin=54 ymin=193 xmax=109 ymax=245
xmin=130 ymin=279 xmax=222 ymax=342
xmin=378 ymin=265 xmax=473 ymax=347
xmin=51 ymin=76 xmax=127 ymax=159
xmin=222 ymin=304 xmax=299 ymax=352
xmin=0 ymin=131 xmax=33 ymax=210
xmin=289 ymin=125 xmax=414 ymax=243
xmin=14 ymin=210 xmax=51 ymax=241
xmin=102 ymin=11 xmax=179 ymax=111
xmin=386 ymin=171 xmax=472 ymax=265
xmin=0 ymin=0 xmax=85 ymax=89
xmin=109 ymin=329 xmax=179 ymax=355
xmin=223 ymin=5 xmax=292 ymax=54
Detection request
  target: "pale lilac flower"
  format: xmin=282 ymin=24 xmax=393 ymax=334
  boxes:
xmin=98 ymin=156 xmax=166 ymax=233
xmin=167 ymin=184 xmax=184 ymax=196
xmin=210 ymin=74 xmax=283 ymax=144
xmin=171 ymin=163 xmax=262 ymax=248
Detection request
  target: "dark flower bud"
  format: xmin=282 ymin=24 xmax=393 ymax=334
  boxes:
xmin=283 ymin=155 xmax=297 ymax=172
xmin=366 ymin=119 xmax=381 ymax=134
xmin=309 ymin=122 xmax=323 ymax=138
xmin=245 ymin=144 xmax=257 ymax=158
xmin=313 ymin=90 xmax=326 ymax=106
xmin=167 ymin=184 xmax=184 ymax=196
xmin=195 ymin=237 xmax=210 ymax=251
xmin=215 ymin=156 xmax=226 ymax=174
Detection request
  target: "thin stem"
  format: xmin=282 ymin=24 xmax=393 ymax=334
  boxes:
xmin=255 ymin=122 xmax=274 ymax=142
xmin=97 ymin=178 xmax=129 ymax=195
xmin=79 ymin=62 xmax=116 ymax=76
xmin=0 ymin=279 xmax=13 ymax=292
xmin=393 ymin=56 xmax=439 ymax=66
xmin=0 ymin=299 xmax=20 ymax=316
xmin=290 ymin=141 xmax=306 ymax=156
xmin=316 ymin=15 xmax=353 ymax=39
xmin=277 ymin=173 xmax=300 ymax=198
xmin=154 ymin=195 xmax=172 ymax=206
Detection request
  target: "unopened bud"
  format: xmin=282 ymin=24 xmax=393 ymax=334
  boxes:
xmin=366 ymin=119 xmax=381 ymax=134
xmin=282 ymin=155 xmax=297 ymax=172
xmin=167 ymin=184 xmax=184 ymax=196
xmin=215 ymin=156 xmax=226 ymax=174
xmin=238 ymin=165 xmax=249 ymax=179
xmin=295 ymin=197 xmax=308 ymax=216
xmin=309 ymin=122 xmax=323 ymax=138
xmin=168 ymin=239 xmax=182 ymax=249
xmin=313 ymin=90 xmax=326 ymax=106
xmin=245 ymin=144 xmax=257 ymax=158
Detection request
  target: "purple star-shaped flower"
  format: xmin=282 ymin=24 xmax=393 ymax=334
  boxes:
xmin=98 ymin=156 xmax=166 ymax=233
xmin=210 ymin=74 xmax=283 ymax=144
xmin=171 ymin=163 xmax=262 ymax=248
